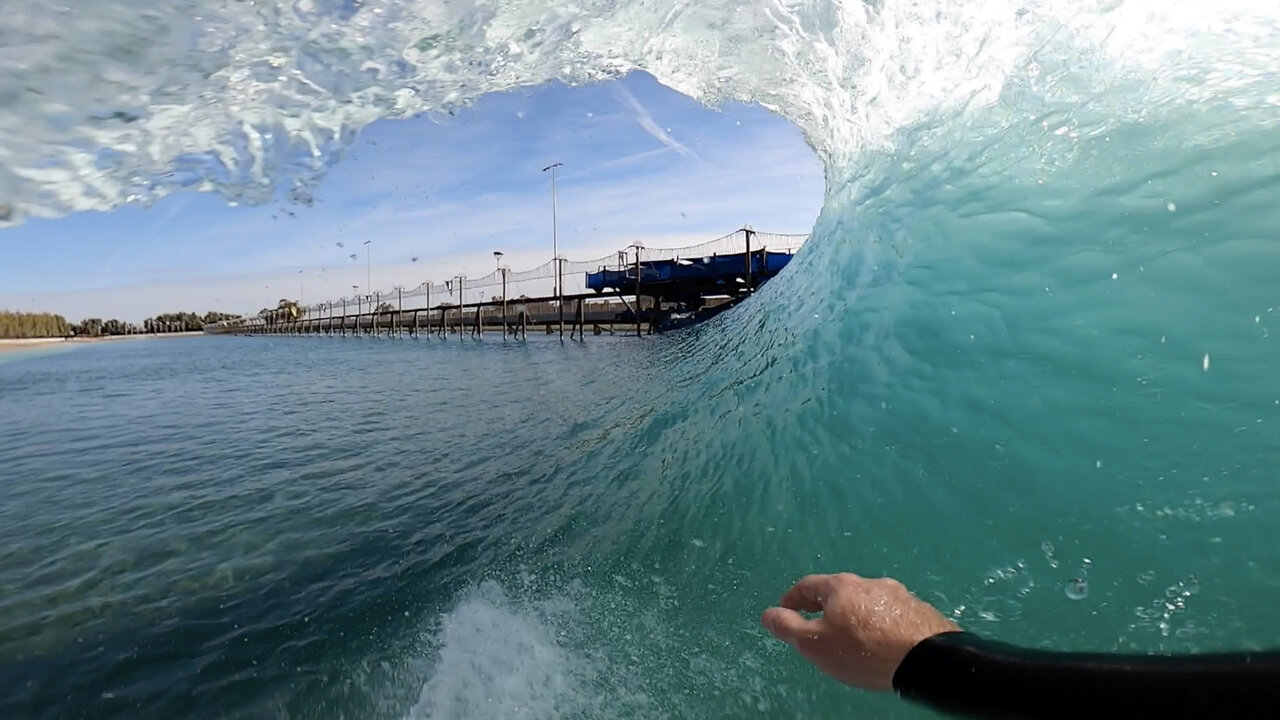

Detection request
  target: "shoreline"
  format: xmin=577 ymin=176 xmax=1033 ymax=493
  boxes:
xmin=0 ymin=332 xmax=205 ymax=355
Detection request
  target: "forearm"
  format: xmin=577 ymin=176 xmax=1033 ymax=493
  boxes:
xmin=893 ymin=631 xmax=1280 ymax=719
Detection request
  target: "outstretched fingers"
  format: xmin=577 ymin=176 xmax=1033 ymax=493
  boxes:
xmin=761 ymin=607 xmax=824 ymax=647
xmin=779 ymin=573 xmax=844 ymax=613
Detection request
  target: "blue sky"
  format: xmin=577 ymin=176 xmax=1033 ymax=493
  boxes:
xmin=0 ymin=72 xmax=823 ymax=322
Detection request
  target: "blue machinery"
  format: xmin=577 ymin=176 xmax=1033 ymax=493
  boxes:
xmin=585 ymin=250 xmax=795 ymax=331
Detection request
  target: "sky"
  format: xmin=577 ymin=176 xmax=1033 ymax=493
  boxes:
xmin=0 ymin=72 xmax=824 ymax=322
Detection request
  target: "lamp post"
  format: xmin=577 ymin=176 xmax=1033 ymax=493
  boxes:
xmin=500 ymin=266 xmax=509 ymax=340
xmin=353 ymin=285 xmax=361 ymax=336
xmin=494 ymin=251 xmax=506 ymax=336
xmin=363 ymin=240 xmax=372 ymax=295
xmin=541 ymin=162 xmax=565 ymax=339
xmin=541 ymin=163 xmax=562 ymax=298
xmin=395 ymin=285 xmax=403 ymax=337
xmin=455 ymin=275 xmax=465 ymax=343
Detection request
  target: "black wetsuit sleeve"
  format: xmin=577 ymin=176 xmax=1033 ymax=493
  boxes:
xmin=891 ymin=631 xmax=1280 ymax=719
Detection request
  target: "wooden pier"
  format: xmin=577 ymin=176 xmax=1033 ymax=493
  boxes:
xmin=207 ymin=228 xmax=809 ymax=340
xmin=215 ymin=290 xmax=672 ymax=340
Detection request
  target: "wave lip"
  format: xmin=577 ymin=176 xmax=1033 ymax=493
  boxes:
xmin=4 ymin=1 xmax=1277 ymax=226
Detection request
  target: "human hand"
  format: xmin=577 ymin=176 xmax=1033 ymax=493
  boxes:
xmin=761 ymin=573 xmax=960 ymax=692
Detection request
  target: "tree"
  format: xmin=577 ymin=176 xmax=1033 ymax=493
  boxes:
xmin=77 ymin=318 xmax=105 ymax=337
xmin=0 ymin=311 xmax=70 ymax=339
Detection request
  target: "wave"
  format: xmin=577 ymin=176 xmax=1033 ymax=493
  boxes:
xmin=7 ymin=2 xmax=1280 ymax=718
xmin=2 ymin=1 xmax=1277 ymax=225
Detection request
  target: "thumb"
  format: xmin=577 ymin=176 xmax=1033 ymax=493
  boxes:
xmin=762 ymin=607 xmax=822 ymax=646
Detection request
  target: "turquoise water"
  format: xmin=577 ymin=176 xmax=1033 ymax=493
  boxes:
xmin=5 ymin=1 xmax=1280 ymax=718
xmin=4 ymin=239 xmax=1280 ymax=719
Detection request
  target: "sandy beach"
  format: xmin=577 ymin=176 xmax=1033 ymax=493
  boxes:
xmin=0 ymin=332 xmax=205 ymax=354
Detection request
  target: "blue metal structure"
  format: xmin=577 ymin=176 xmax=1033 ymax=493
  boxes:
xmin=585 ymin=250 xmax=796 ymax=331
xmin=585 ymin=250 xmax=794 ymax=296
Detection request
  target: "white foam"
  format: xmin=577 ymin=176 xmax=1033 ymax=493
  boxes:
xmin=407 ymin=582 xmax=580 ymax=719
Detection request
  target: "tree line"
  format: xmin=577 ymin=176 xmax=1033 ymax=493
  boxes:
xmin=0 ymin=310 xmax=242 ymax=339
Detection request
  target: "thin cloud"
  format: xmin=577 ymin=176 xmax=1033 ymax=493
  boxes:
xmin=565 ymin=147 xmax=675 ymax=181
xmin=612 ymin=85 xmax=701 ymax=162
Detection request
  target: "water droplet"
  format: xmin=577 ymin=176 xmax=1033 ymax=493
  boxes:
xmin=1065 ymin=578 xmax=1089 ymax=600
xmin=1182 ymin=575 xmax=1200 ymax=596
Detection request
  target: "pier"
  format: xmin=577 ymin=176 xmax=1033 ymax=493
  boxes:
xmin=208 ymin=228 xmax=807 ymax=339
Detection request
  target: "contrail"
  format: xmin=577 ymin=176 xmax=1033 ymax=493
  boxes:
xmin=613 ymin=85 xmax=700 ymax=161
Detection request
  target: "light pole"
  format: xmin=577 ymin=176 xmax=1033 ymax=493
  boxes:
xmin=455 ymin=275 xmax=465 ymax=343
xmin=299 ymin=269 xmax=305 ymax=305
xmin=364 ymin=240 xmax=372 ymax=295
xmin=494 ymin=250 xmax=506 ymax=338
xmin=541 ymin=162 xmax=562 ymax=298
